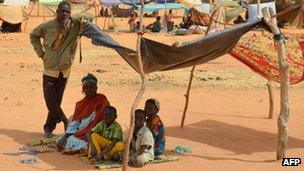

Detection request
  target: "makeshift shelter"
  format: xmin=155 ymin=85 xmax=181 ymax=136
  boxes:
xmin=0 ymin=4 xmax=28 ymax=24
xmin=80 ymin=20 xmax=304 ymax=82
xmin=40 ymin=0 xmax=95 ymax=16
xmin=81 ymin=20 xmax=259 ymax=73
xmin=111 ymin=5 xmax=133 ymax=17
xmin=80 ymin=11 xmax=302 ymax=165
xmin=194 ymin=3 xmax=212 ymax=14
xmin=241 ymin=0 xmax=276 ymax=21
xmin=276 ymin=0 xmax=304 ymax=28
xmin=23 ymin=0 xmax=98 ymax=31
xmin=0 ymin=0 xmax=30 ymax=32
xmin=188 ymin=7 xmax=211 ymax=26
xmin=179 ymin=0 xmax=203 ymax=7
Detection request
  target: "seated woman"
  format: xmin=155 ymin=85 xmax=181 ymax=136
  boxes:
xmin=56 ymin=73 xmax=110 ymax=153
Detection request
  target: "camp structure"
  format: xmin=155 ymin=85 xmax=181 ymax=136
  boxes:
xmin=76 ymin=0 xmax=303 ymax=165
xmin=23 ymin=0 xmax=98 ymax=31
xmin=276 ymin=0 xmax=304 ymax=28
xmin=178 ymin=0 xmax=247 ymax=30
xmin=240 ymin=0 xmax=276 ymax=21
xmin=26 ymin=0 xmax=97 ymax=19
xmin=0 ymin=0 xmax=30 ymax=32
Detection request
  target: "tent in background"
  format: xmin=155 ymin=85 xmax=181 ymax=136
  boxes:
xmin=0 ymin=0 xmax=30 ymax=32
xmin=2 ymin=0 xmax=29 ymax=6
xmin=135 ymin=3 xmax=188 ymax=12
xmin=40 ymin=0 xmax=94 ymax=16
xmin=241 ymin=1 xmax=276 ymax=21
xmin=276 ymin=0 xmax=304 ymax=28
xmin=179 ymin=0 xmax=202 ymax=7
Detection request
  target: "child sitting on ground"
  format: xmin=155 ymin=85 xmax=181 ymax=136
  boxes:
xmin=144 ymin=99 xmax=165 ymax=156
xmin=128 ymin=14 xmax=137 ymax=32
xmin=124 ymin=109 xmax=154 ymax=167
xmin=146 ymin=16 xmax=161 ymax=32
xmin=86 ymin=106 xmax=124 ymax=162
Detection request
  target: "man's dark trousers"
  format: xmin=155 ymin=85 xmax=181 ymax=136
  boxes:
xmin=43 ymin=73 xmax=68 ymax=133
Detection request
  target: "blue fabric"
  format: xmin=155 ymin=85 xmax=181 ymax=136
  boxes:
xmin=63 ymin=111 xmax=96 ymax=151
xmin=99 ymin=0 xmax=122 ymax=6
xmin=135 ymin=3 xmax=188 ymax=12
xmin=100 ymin=0 xmax=151 ymax=6
xmin=154 ymin=123 xmax=165 ymax=156
xmin=120 ymin=0 xmax=151 ymax=5
xmin=155 ymin=0 xmax=176 ymax=4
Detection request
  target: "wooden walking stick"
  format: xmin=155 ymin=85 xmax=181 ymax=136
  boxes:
xmin=180 ymin=10 xmax=216 ymax=128
xmin=262 ymin=7 xmax=290 ymax=160
xmin=122 ymin=0 xmax=146 ymax=170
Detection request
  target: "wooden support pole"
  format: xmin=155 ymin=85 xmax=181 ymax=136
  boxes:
xmin=257 ymin=0 xmax=261 ymax=19
xmin=23 ymin=1 xmax=37 ymax=32
xmin=180 ymin=66 xmax=196 ymax=128
xmin=122 ymin=0 xmax=146 ymax=170
xmin=42 ymin=2 xmax=46 ymax=22
xmin=37 ymin=1 xmax=40 ymax=16
xmin=267 ymin=79 xmax=274 ymax=119
xmin=94 ymin=2 xmax=98 ymax=25
xmin=180 ymin=10 xmax=215 ymax=128
xmin=224 ymin=7 xmax=227 ymax=29
xmin=102 ymin=16 xmax=107 ymax=31
xmin=262 ymin=7 xmax=290 ymax=160
xmin=110 ymin=7 xmax=117 ymax=33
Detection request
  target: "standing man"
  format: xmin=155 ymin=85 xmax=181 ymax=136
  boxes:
xmin=29 ymin=1 xmax=92 ymax=138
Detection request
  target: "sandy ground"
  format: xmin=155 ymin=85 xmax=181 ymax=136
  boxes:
xmin=0 ymin=8 xmax=304 ymax=171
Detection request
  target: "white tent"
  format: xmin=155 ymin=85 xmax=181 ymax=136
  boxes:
xmin=241 ymin=1 xmax=276 ymax=21
xmin=3 ymin=0 xmax=29 ymax=6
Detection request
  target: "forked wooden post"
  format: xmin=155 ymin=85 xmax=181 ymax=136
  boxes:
xmin=94 ymin=2 xmax=98 ymax=25
xmin=262 ymin=8 xmax=290 ymax=160
xmin=122 ymin=0 xmax=147 ymax=170
xmin=102 ymin=16 xmax=107 ymax=31
xmin=267 ymin=79 xmax=274 ymax=119
xmin=180 ymin=10 xmax=215 ymax=128
xmin=180 ymin=65 xmax=196 ymax=128
xmin=23 ymin=1 xmax=37 ymax=32
xmin=257 ymin=0 xmax=261 ymax=18
xmin=109 ymin=7 xmax=118 ymax=33
xmin=42 ymin=1 xmax=46 ymax=22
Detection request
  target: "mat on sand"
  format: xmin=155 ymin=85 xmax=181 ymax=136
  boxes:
xmin=80 ymin=155 xmax=179 ymax=169
xmin=27 ymin=135 xmax=62 ymax=147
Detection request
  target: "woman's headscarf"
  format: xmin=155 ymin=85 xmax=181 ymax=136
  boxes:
xmin=82 ymin=73 xmax=98 ymax=85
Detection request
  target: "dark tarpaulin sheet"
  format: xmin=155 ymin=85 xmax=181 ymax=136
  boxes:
xmin=82 ymin=20 xmax=261 ymax=74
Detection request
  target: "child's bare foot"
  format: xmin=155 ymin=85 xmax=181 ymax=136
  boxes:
xmin=55 ymin=143 xmax=64 ymax=152
xmin=112 ymin=151 xmax=123 ymax=162
xmin=90 ymin=158 xmax=97 ymax=165
xmin=78 ymin=149 xmax=88 ymax=157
